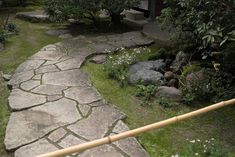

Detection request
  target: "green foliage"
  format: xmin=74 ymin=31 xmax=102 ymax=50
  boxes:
xmin=180 ymin=138 xmax=233 ymax=157
xmin=104 ymin=47 xmax=151 ymax=86
xmin=43 ymin=0 xmax=140 ymax=23
xmin=181 ymin=69 xmax=235 ymax=104
xmin=4 ymin=22 xmax=18 ymax=33
xmin=158 ymin=0 xmax=235 ymax=60
xmin=136 ymin=84 xmax=158 ymax=106
xmin=159 ymin=97 xmax=172 ymax=108
xmin=179 ymin=64 xmax=201 ymax=86
xmin=148 ymin=48 xmax=173 ymax=60
xmin=0 ymin=29 xmax=7 ymax=43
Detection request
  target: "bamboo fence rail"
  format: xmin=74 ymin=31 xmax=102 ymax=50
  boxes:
xmin=38 ymin=98 xmax=235 ymax=157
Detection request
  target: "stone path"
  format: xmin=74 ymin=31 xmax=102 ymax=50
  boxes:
xmin=4 ymin=31 xmax=154 ymax=157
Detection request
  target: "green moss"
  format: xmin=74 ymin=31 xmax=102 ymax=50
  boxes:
xmin=83 ymin=61 xmax=235 ymax=157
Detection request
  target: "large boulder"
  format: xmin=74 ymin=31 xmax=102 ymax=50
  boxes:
xmin=155 ymin=86 xmax=182 ymax=102
xmin=128 ymin=60 xmax=166 ymax=85
xmin=170 ymin=51 xmax=189 ymax=73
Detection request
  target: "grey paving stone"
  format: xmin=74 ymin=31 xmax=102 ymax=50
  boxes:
xmin=78 ymin=145 xmax=124 ymax=157
xmin=14 ymin=139 xmax=58 ymax=157
xmin=67 ymin=105 xmax=125 ymax=140
xmin=4 ymin=98 xmax=81 ymax=150
xmin=30 ymin=49 xmax=65 ymax=61
xmin=35 ymin=64 xmax=60 ymax=74
xmin=89 ymin=42 xmax=117 ymax=53
xmin=42 ymin=69 xmax=91 ymax=87
xmin=14 ymin=59 xmax=45 ymax=73
xmin=56 ymin=56 xmax=86 ymax=70
xmin=68 ymin=47 xmax=96 ymax=58
xmin=8 ymin=70 xmax=34 ymax=86
xmin=48 ymin=128 xmax=67 ymax=143
xmin=90 ymin=55 xmax=107 ymax=64
xmin=32 ymin=84 xmax=67 ymax=96
xmin=47 ymin=95 xmax=63 ymax=102
xmin=78 ymin=104 xmax=91 ymax=117
xmin=58 ymin=134 xmax=85 ymax=148
xmin=64 ymin=87 xmax=102 ymax=104
xmin=8 ymin=89 xmax=47 ymax=110
xmin=32 ymin=74 xmax=42 ymax=80
xmin=112 ymin=120 xmax=129 ymax=134
xmin=20 ymin=80 xmax=41 ymax=91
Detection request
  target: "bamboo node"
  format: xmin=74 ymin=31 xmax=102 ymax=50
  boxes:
xmin=107 ymin=136 xmax=112 ymax=144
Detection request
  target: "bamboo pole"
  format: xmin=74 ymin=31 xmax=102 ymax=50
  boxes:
xmin=38 ymin=98 xmax=235 ymax=157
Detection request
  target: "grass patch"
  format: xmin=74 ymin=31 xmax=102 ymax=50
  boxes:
xmin=83 ymin=61 xmax=235 ymax=157
xmin=0 ymin=9 xmax=61 ymax=156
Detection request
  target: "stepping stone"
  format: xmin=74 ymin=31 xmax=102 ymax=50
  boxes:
xmin=89 ymin=42 xmax=117 ymax=53
xmin=8 ymin=89 xmax=47 ymax=110
xmin=46 ymin=28 xmax=70 ymax=36
xmin=14 ymin=59 xmax=45 ymax=73
xmin=35 ymin=64 xmax=60 ymax=74
xmin=48 ymin=128 xmax=68 ymax=143
xmin=16 ymin=10 xmax=49 ymax=22
xmin=32 ymin=84 xmax=67 ymax=96
xmin=4 ymin=98 xmax=81 ymax=150
xmin=67 ymin=105 xmax=125 ymax=140
xmin=8 ymin=70 xmax=34 ymax=87
xmin=112 ymin=121 xmax=149 ymax=157
xmin=78 ymin=104 xmax=91 ymax=117
xmin=79 ymin=145 xmax=124 ymax=157
xmin=47 ymin=95 xmax=63 ymax=102
xmin=14 ymin=139 xmax=58 ymax=157
xmin=64 ymin=87 xmax=102 ymax=104
xmin=42 ymin=69 xmax=91 ymax=87
xmin=58 ymin=134 xmax=85 ymax=148
xmin=56 ymin=56 xmax=86 ymax=70
xmin=32 ymin=74 xmax=42 ymax=80
xmin=90 ymin=55 xmax=107 ymax=64
xmin=20 ymin=80 xmax=41 ymax=91
xmin=68 ymin=47 xmax=96 ymax=58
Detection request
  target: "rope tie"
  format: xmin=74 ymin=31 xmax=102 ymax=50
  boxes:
xmin=107 ymin=136 xmax=112 ymax=144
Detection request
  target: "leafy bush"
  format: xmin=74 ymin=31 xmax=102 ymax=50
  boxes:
xmin=158 ymin=0 xmax=235 ymax=61
xmin=104 ymin=47 xmax=151 ymax=86
xmin=181 ymin=69 xmax=235 ymax=104
xmin=148 ymin=48 xmax=173 ymax=60
xmin=44 ymin=0 xmax=140 ymax=24
xmin=0 ymin=29 xmax=7 ymax=43
xmin=136 ymin=84 xmax=158 ymax=106
xmin=5 ymin=22 xmax=18 ymax=33
xmin=180 ymin=138 xmax=233 ymax=157
xmin=179 ymin=64 xmax=201 ymax=86
xmin=159 ymin=97 xmax=172 ymax=108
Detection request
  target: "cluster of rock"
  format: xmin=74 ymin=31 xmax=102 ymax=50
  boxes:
xmin=127 ymin=51 xmax=192 ymax=102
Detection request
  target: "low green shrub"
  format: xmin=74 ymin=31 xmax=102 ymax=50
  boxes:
xmin=5 ymin=22 xmax=18 ymax=33
xmin=148 ymin=48 xmax=173 ymax=60
xmin=136 ymin=84 xmax=158 ymax=106
xmin=104 ymin=47 xmax=151 ymax=86
xmin=159 ymin=97 xmax=172 ymax=108
xmin=180 ymin=138 xmax=233 ymax=157
xmin=0 ymin=29 xmax=7 ymax=43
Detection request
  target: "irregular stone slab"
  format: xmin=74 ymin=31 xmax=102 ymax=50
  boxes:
xmin=15 ymin=59 xmax=45 ymax=73
xmin=67 ymin=105 xmax=125 ymax=140
xmin=79 ymin=145 xmax=124 ymax=157
xmin=58 ymin=134 xmax=85 ymax=148
xmin=112 ymin=121 xmax=149 ymax=157
xmin=46 ymin=28 xmax=70 ymax=36
xmin=14 ymin=139 xmax=58 ymax=157
xmin=64 ymin=87 xmax=102 ymax=104
xmin=32 ymin=74 xmax=42 ymax=80
xmin=89 ymin=42 xmax=117 ymax=53
xmin=32 ymin=84 xmax=67 ymax=96
xmin=5 ymin=98 xmax=81 ymax=150
xmin=8 ymin=70 xmax=34 ymax=87
xmin=48 ymin=128 xmax=67 ymax=143
xmin=122 ymin=31 xmax=154 ymax=46
xmin=78 ymin=104 xmax=91 ymax=117
xmin=30 ymin=50 xmax=65 ymax=61
xmin=20 ymin=80 xmax=41 ymax=91
xmin=8 ymin=89 xmax=47 ymax=110
xmin=16 ymin=10 xmax=49 ymax=22
xmin=35 ymin=64 xmax=60 ymax=74
xmin=90 ymin=55 xmax=107 ymax=64
xmin=59 ymin=33 xmax=73 ymax=39
xmin=56 ymin=56 xmax=86 ymax=70
xmin=155 ymin=86 xmax=182 ymax=102
xmin=68 ymin=47 xmax=95 ymax=58
xmin=47 ymin=95 xmax=63 ymax=102
xmin=42 ymin=69 xmax=91 ymax=87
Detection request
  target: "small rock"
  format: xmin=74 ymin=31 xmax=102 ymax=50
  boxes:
xmin=2 ymin=73 xmax=12 ymax=81
xmin=185 ymin=69 xmax=205 ymax=88
xmin=155 ymin=86 xmax=182 ymax=102
xmin=164 ymin=71 xmax=174 ymax=80
xmin=0 ymin=42 xmax=4 ymax=52
xmin=167 ymin=79 xmax=178 ymax=88
xmin=90 ymin=55 xmax=107 ymax=64
xmin=59 ymin=33 xmax=73 ymax=39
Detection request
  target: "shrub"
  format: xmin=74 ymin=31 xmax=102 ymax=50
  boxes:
xmin=0 ymin=29 xmax=7 ymax=43
xmin=159 ymin=97 xmax=172 ymax=108
xmin=148 ymin=48 xmax=172 ymax=60
xmin=104 ymin=47 xmax=151 ymax=86
xmin=179 ymin=64 xmax=201 ymax=87
xmin=158 ymin=0 xmax=235 ymax=62
xmin=136 ymin=84 xmax=158 ymax=106
xmin=5 ymin=22 xmax=18 ymax=33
